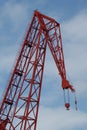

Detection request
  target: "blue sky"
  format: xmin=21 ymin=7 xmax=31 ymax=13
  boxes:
xmin=0 ymin=0 xmax=87 ymax=130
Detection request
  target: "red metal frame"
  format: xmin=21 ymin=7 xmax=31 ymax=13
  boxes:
xmin=0 ymin=11 xmax=75 ymax=130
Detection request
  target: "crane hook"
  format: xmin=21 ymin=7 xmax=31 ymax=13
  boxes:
xmin=65 ymin=103 xmax=70 ymax=110
xmin=63 ymin=89 xmax=70 ymax=110
xmin=63 ymin=88 xmax=78 ymax=110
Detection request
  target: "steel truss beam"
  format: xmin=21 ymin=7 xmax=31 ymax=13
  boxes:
xmin=0 ymin=11 xmax=75 ymax=130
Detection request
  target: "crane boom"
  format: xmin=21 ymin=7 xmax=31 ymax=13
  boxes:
xmin=0 ymin=11 xmax=75 ymax=130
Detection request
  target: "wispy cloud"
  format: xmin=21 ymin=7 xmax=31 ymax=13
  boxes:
xmin=0 ymin=1 xmax=87 ymax=129
xmin=0 ymin=1 xmax=30 ymax=31
xmin=61 ymin=10 xmax=87 ymax=98
xmin=37 ymin=106 xmax=87 ymax=130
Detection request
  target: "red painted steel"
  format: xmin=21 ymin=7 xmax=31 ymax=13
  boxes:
xmin=0 ymin=11 xmax=75 ymax=130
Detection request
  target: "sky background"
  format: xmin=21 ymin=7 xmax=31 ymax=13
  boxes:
xmin=0 ymin=0 xmax=87 ymax=130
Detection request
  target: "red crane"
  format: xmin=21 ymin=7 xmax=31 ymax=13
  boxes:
xmin=0 ymin=11 xmax=76 ymax=130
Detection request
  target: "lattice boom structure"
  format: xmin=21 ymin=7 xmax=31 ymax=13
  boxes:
xmin=0 ymin=11 xmax=75 ymax=130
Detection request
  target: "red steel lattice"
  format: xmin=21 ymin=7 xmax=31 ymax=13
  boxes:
xmin=0 ymin=11 xmax=75 ymax=130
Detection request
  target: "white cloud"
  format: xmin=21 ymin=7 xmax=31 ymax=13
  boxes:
xmin=0 ymin=5 xmax=87 ymax=130
xmin=37 ymin=106 xmax=87 ymax=130
xmin=0 ymin=1 xmax=31 ymax=76
xmin=0 ymin=43 xmax=20 ymax=72
xmin=0 ymin=1 xmax=31 ymax=32
xmin=61 ymin=10 xmax=87 ymax=97
xmin=75 ymin=81 xmax=87 ymax=97
xmin=62 ymin=10 xmax=87 ymax=44
xmin=1 ymin=8 xmax=87 ymax=103
xmin=41 ymin=10 xmax=87 ymax=100
xmin=44 ymin=50 xmax=59 ymax=77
